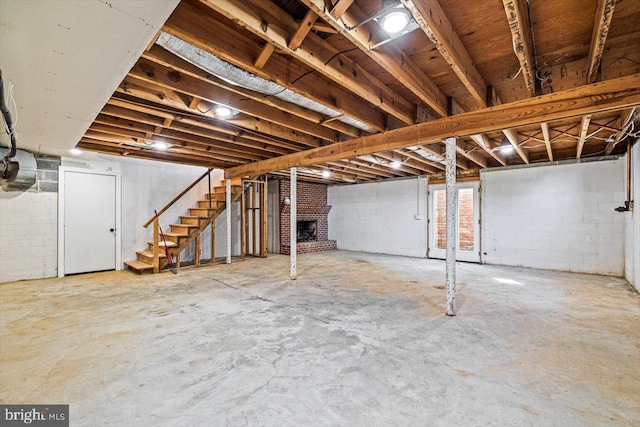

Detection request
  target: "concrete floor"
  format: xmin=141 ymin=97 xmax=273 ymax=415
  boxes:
xmin=0 ymin=251 xmax=639 ymax=426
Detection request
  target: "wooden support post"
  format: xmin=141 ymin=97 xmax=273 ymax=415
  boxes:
xmin=153 ymin=218 xmax=160 ymax=273
xmin=241 ymin=182 xmax=246 ymax=260
xmin=290 ymin=167 xmax=297 ymax=279
xmin=253 ymin=183 xmax=258 ymax=256
xmin=260 ymin=179 xmax=268 ymax=257
xmin=211 ymin=221 xmax=216 ymax=264
xmin=445 ymin=137 xmax=457 ymax=316
xmin=245 ymin=186 xmax=251 ymax=256
xmin=226 ymin=178 xmax=232 ymax=264
xmin=176 ymin=252 xmax=181 ymax=271
xmin=195 ymin=234 xmax=201 ymax=267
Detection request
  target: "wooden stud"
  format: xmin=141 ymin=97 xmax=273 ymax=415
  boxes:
xmin=288 ymin=10 xmax=318 ymax=50
xmin=503 ymin=129 xmax=530 ymax=164
xmin=502 ymin=0 xmax=537 ymax=97
xmin=253 ymin=183 xmax=258 ymax=256
xmin=254 ymin=42 xmax=276 ymax=69
xmin=576 ymin=115 xmax=593 ymax=158
xmin=260 ymin=179 xmax=268 ymax=257
xmin=587 ymin=0 xmax=616 ymax=84
xmin=540 ymin=122 xmax=554 ymax=161
xmin=245 ymin=186 xmax=251 ymax=256
xmin=330 ymin=0 xmax=355 ymax=18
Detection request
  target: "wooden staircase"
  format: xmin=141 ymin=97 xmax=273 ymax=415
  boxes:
xmin=124 ymin=176 xmax=243 ymax=274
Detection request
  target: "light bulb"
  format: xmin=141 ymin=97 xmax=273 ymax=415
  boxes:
xmin=215 ymin=106 xmax=233 ymax=118
xmin=380 ymin=10 xmax=411 ymax=34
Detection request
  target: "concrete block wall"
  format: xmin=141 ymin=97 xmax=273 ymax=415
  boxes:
xmin=328 ymin=177 xmax=428 ymax=258
xmin=482 ymin=158 xmax=625 ymax=276
xmin=0 ymin=155 xmax=61 ymax=282
xmin=624 ymin=144 xmax=639 ymax=292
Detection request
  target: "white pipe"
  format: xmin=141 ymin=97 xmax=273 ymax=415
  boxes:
xmin=445 ymin=137 xmax=457 ymax=316
xmin=290 ymin=167 xmax=297 ymax=279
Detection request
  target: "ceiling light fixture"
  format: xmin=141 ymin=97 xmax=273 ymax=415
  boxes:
xmin=214 ymin=105 xmax=233 ymax=119
xmin=380 ymin=8 xmax=411 ymax=34
xmin=152 ymin=141 xmax=169 ymax=151
xmin=322 ymin=170 xmax=331 ymax=178
xmin=69 ymin=148 xmax=82 ymax=155
xmin=500 ymin=145 xmax=514 ymax=153
xmin=390 ymin=160 xmax=402 ymax=169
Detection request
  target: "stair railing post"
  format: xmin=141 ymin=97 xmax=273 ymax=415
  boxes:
xmin=153 ymin=218 xmax=160 ymax=273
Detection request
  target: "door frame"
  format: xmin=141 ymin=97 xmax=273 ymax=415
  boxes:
xmin=428 ymin=180 xmax=481 ymax=263
xmin=58 ymin=166 xmax=122 ymax=277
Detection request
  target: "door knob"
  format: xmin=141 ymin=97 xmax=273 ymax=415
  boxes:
xmin=110 ymin=228 xmax=115 ymax=232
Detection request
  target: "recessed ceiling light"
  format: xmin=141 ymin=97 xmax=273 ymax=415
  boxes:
xmin=69 ymin=148 xmax=82 ymax=155
xmin=380 ymin=9 xmax=411 ymax=34
xmin=390 ymin=160 xmax=402 ymax=169
xmin=322 ymin=170 xmax=331 ymax=178
xmin=152 ymin=141 xmax=169 ymax=151
xmin=214 ymin=105 xmax=233 ymax=119
xmin=500 ymin=145 xmax=514 ymax=153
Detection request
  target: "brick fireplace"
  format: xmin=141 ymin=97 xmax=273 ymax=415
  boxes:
xmin=279 ymin=180 xmax=337 ymax=255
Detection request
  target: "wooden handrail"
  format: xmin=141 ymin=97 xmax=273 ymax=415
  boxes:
xmin=143 ymin=168 xmax=212 ymax=228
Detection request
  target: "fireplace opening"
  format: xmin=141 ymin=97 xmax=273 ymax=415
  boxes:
xmin=297 ymin=220 xmax=317 ymax=242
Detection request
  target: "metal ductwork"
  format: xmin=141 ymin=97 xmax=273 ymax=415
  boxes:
xmin=0 ymin=148 xmax=36 ymax=191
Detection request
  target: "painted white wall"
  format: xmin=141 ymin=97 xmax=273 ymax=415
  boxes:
xmin=328 ymin=177 xmax=428 ymax=257
xmin=624 ymin=144 xmax=639 ymax=292
xmin=61 ymin=155 xmax=242 ymax=265
xmin=482 ymin=158 xmax=626 ymax=276
xmin=0 ymin=191 xmax=57 ymax=282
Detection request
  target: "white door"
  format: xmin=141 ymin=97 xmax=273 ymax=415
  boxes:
xmin=61 ymin=169 xmax=119 ymax=275
xmin=429 ymin=181 xmax=480 ymax=263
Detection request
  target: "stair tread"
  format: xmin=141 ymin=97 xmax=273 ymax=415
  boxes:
xmin=179 ymin=215 xmax=206 ymax=219
xmin=162 ymin=232 xmax=189 ymax=237
xmin=124 ymin=260 xmax=154 ymax=270
xmin=147 ymin=241 xmax=177 ymax=248
xmin=171 ymin=223 xmax=199 ymax=228
xmin=137 ymin=250 xmax=166 ymax=258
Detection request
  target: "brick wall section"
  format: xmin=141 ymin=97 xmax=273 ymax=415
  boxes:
xmin=434 ymin=187 xmax=474 ymax=251
xmin=279 ymin=179 xmax=336 ymax=254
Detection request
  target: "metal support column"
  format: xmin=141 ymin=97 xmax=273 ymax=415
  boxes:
xmin=445 ymin=137 xmax=458 ymax=316
xmin=226 ymin=178 xmax=232 ymax=264
xmin=290 ymin=167 xmax=297 ymax=280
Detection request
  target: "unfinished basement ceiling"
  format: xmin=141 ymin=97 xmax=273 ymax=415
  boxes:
xmin=75 ymin=0 xmax=640 ymax=183
xmin=0 ymin=0 xmax=179 ymax=158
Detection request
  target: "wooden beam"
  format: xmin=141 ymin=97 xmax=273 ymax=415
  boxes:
xmin=502 ymin=0 xmax=537 ymax=97
xmin=540 ymin=122 xmax=553 ymax=161
xmin=164 ymin=1 xmax=386 ymax=131
xmin=455 ymin=140 xmax=488 ymax=168
xmin=301 ymin=0 xmax=448 ymax=118
xmin=502 ymin=129 xmax=530 ymax=164
xmin=605 ymin=108 xmax=638 ymax=155
xmin=586 ymin=0 xmax=616 ymax=84
xmin=469 ymin=134 xmax=507 ymax=166
xmin=288 ymin=9 xmax=317 ymax=50
xmin=143 ymin=45 xmax=360 ymax=138
xmin=200 ymin=0 xmax=415 ymax=125
xmin=128 ymin=58 xmax=337 ymax=144
xmin=254 ymin=42 xmax=275 ymax=68
xmin=330 ymin=0 xmax=355 ymax=18
xmin=576 ymin=115 xmax=592 ymax=158
xmin=404 ymin=0 xmax=487 ymax=108
xmin=224 ymin=73 xmax=640 ymax=178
